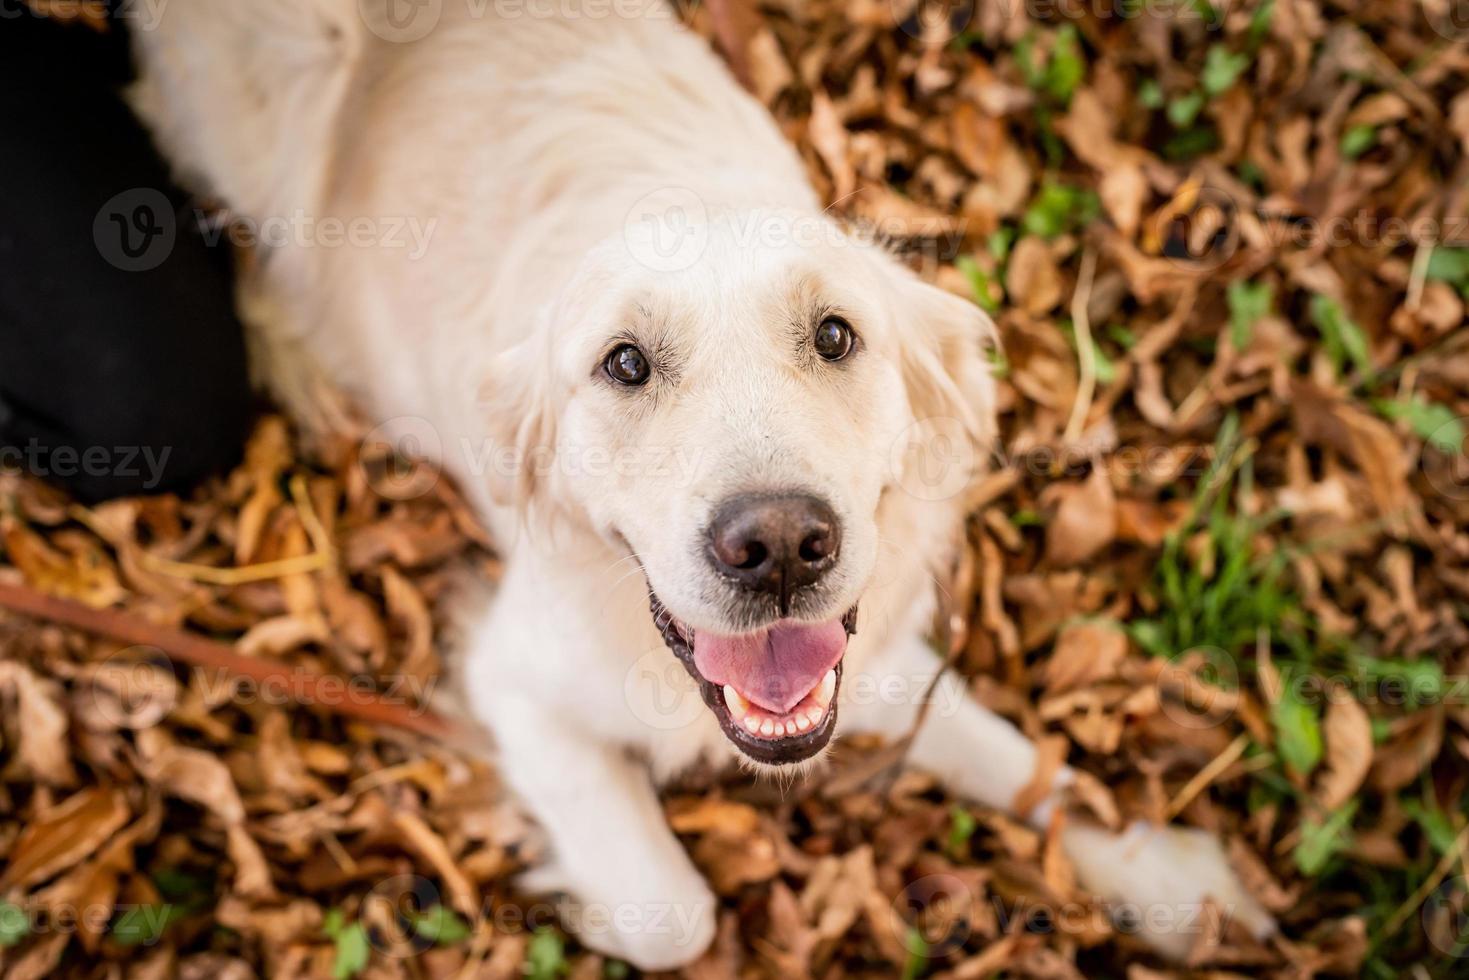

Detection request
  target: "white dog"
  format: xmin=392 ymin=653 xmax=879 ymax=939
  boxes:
xmin=130 ymin=0 xmax=1272 ymax=968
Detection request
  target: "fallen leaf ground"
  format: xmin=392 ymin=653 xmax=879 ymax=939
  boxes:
xmin=2 ymin=1 xmax=1468 ymax=978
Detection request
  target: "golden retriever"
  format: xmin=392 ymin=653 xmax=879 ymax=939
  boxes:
xmin=130 ymin=0 xmax=1272 ymax=968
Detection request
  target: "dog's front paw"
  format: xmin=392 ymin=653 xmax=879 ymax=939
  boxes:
xmin=517 ymin=863 xmax=718 ymax=971
xmin=1061 ymin=820 xmax=1276 ymax=960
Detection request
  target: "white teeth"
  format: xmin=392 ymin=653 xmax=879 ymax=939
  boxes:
xmin=815 ymin=669 xmax=837 ymax=706
xmin=726 ymin=673 xmax=841 ymax=740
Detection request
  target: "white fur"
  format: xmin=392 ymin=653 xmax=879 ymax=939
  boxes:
xmin=131 ymin=0 xmax=1272 ymax=968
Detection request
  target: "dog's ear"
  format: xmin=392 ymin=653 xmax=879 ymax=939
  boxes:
xmin=479 ymin=334 xmax=559 ymax=510
xmin=898 ymin=276 xmax=1001 ymax=457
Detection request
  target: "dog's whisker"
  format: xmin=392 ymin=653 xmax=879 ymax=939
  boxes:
xmin=595 ymin=562 xmax=653 ymax=617
xmin=598 ymin=551 xmax=646 ymax=578
xmin=589 ymin=549 xmax=651 ymax=613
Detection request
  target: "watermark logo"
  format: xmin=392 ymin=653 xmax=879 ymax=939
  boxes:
xmin=1424 ymin=875 xmax=1469 ymax=959
xmin=1156 ymin=646 xmax=1240 ymax=730
xmin=1155 ymin=185 xmax=1241 ymax=272
xmin=892 ymin=0 xmax=975 ymax=44
xmin=84 ymin=645 xmax=179 ymax=731
xmin=361 ymin=0 xmax=443 ymax=41
xmin=1425 ymin=0 xmax=1469 ymax=40
xmin=359 ymin=874 xmax=451 ymax=955
xmin=890 ymin=416 xmax=979 ymax=502
xmin=358 ymin=416 xmax=445 ymax=500
xmin=623 ymin=647 xmax=708 ymax=731
xmin=892 ymin=874 xmax=975 ymax=957
xmin=623 ymin=187 xmax=709 ymax=273
xmin=1422 ymin=414 xmax=1469 ymax=501
xmin=94 ymin=188 xmax=176 ymax=272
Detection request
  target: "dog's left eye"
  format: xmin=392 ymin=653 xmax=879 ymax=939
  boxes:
xmin=814 ymin=317 xmax=855 ymax=361
xmin=605 ymin=343 xmax=652 ymax=385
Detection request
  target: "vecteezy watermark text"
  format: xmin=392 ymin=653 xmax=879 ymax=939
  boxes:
xmin=93 ymin=188 xmax=440 ymax=272
xmin=194 ymin=210 xmax=438 ymax=260
xmin=623 ymin=194 xmax=969 ymax=275
xmin=87 ymin=645 xmax=438 ymax=731
xmin=893 ymin=872 xmax=1249 ymax=956
xmin=0 ymin=440 xmax=172 ymax=491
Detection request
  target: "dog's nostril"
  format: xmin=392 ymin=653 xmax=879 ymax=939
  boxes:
xmin=799 ymin=531 xmax=831 ymax=564
xmin=735 ymin=541 xmax=768 ymax=571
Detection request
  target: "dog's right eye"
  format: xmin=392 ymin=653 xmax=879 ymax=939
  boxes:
xmin=604 ymin=344 xmax=651 ymax=386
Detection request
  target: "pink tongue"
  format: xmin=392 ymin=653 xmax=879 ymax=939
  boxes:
xmin=693 ymin=618 xmax=847 ymax=714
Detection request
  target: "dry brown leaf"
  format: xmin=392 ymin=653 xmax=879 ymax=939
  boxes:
xmin=235 ymin=417 xmax=292 ymax=565
xmin=225 ymin=823 xmax=276 ymax=900
xmin=1313 ymin=693 xmax=1374 ymax=810
xmin=1291 ymin=382 xmax=1420 ymax=537
xmin=392 ymin=810 xmax=480 ymax=918
xmin=667 ymin=797 xmax=762 ymax=836
xmin=1369 ymin=706 xmax=1444 ymax=793
xmin=807 ymin=90 xmax=855 ymax=202
xmin=382 ymin=565 xmax=435 ymax=682
xmin=692 ymin=823 xmax=781 ymax=895
xmin=1042 ymin=622 xmax=1128 ymax=693
xmin=0 ymin=787 xmax=129 ymax=891
xmin=0 ymin=661 xmax=76 ymax=785
xmin=798 ymin=846 xmax=875 ymax=943
xmin=1100 ymin=164 xmax=1149 ymax=240
xmin=758 ymin=880 xmax=817 ymax=977
xmin=1113 ymin=497 xmax=1189 ymax=547
xmin=745 ymin=28 xmax=793 ymax=106
xmin=2 ymin=932 xmax=70 ymax=980
xmin=1042 ymin=469 xmax=1117 ymax=566
xmin=1012 ymin=735 xmax=1069 ymax=820
xmin=124 ymin=947 xmax=178 ymax=980
xmin=235 ymin=614 xmax=327 ymax=658
xmin=135 ymin=731 xmax=276 ymax=896
xmin=2 ymin=518 xmax=125 ymax=607
xmin=1005 ymin=236 xmax=1064 ymax=316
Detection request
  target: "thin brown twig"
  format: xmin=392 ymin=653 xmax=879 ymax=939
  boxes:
xmin=1378 ymin=823 xmax=1469 ymax=943
xmin=1063 ymin=247 xmax=1099 ymax=446
xmin=874 ymin=587 xmax=966 ymax=804
xmin=1404 ymin=237 xmax=1434 ymax=312
xmin=1166 ymin=732 xmax=1250 ymax=819
xmin=0 ymin=579 xmax=454 ymax=738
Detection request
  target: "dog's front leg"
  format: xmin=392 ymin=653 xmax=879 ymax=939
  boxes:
xmin=845 ymin=634 xmax=1274 ymax=959
xmin=484 ymin=691 xmax=718 ymax=970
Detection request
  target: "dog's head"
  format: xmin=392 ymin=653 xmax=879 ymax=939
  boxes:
xmin=483 ymin=209 xmax=996 ymax=765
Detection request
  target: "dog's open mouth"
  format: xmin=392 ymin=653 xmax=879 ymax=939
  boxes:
xmin=650 ymin=594 xmax=857 ymax=765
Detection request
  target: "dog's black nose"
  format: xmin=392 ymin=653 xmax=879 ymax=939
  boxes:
xmin=708 ymin=494 xmax=840 ymax=603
